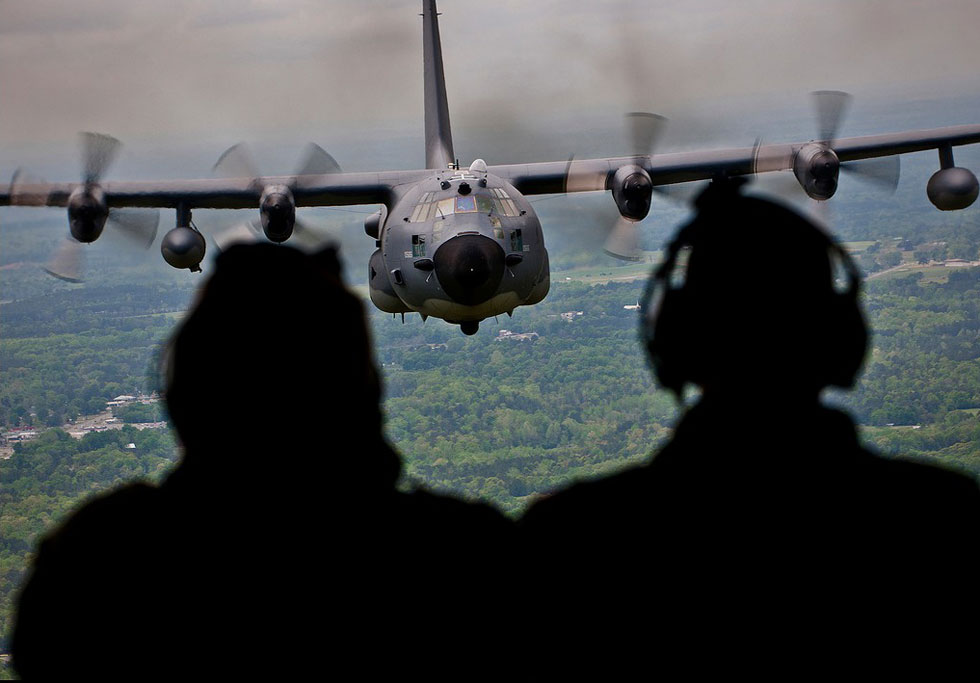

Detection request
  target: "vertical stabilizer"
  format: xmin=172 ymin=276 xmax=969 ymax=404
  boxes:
xmin=422 ymin=0 xmax=455 ymax=170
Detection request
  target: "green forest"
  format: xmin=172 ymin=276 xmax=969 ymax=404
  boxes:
xmin=2 ymin=188 xmax=980 ymax=665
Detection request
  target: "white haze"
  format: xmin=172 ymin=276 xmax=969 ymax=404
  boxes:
xmin=2 ymin=0 xmax=980 ymax=177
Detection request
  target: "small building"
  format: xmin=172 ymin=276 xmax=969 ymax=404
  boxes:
xmin=8 ymin=431 xmax=38 ymax=441
xmin=496 ymin=330 xmax=539 ymax=342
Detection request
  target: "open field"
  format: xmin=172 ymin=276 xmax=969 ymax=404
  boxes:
xmin=554 ymin=257 xmax=661 ymax=285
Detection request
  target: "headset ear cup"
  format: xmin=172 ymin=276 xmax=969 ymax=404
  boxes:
xmin=821 ymin=245 xmax=869 ymax=389
xmin=824 ymin=292 xmax=868 ymax=388
xmin=648 ymin=286 xmax=692 ymax=396
xmin=642 ymin=191 xmax=871 ymax=397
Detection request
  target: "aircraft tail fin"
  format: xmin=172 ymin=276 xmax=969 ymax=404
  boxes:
xmin=422 ymin=0 xmax=455 ymax=170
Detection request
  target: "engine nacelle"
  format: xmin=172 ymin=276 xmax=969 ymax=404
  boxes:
xmin=67 ymin=185 xmax=109 ymax=243
xmin=259 ymin=184 xmax=296 ymax=243
xmin=927 ymin=167 xmax=979 ymax=211
xmin=794 ymin=143 xmax=840 ymax=201
xmin=364 ymin=205 xmax=388 ymax=239
xmin=611 ymin=165 xmax=653 ymax=221
xmin=161 ymin=227 xmax=206 ymax=271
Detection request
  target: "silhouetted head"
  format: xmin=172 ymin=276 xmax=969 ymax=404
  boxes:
xmin=162 ymin=244 xmax=389 ymax=476
xmin=640 ymin=179 xmax=868 ymax=401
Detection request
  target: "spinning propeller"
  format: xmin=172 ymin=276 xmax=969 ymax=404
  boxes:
xmin=211 ymin=142 xmax=341 ymax=251
xmin=756 ymin=91 xmax=900 ymax=204
xmin=812 ymin=90 xmax=901 ymax=191
xmin=604 ymin=112 xmax=664 ymax=262
xmin=565 ymin=111 xmax=670 ymax=261
xmin=14 ymin=133 xmax=160 ymax=282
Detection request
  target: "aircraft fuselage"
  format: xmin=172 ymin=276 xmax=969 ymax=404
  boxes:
xmin=368 ymin=162 xmax=549 ymax=333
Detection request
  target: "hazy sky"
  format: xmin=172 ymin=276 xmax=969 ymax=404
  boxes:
xmin=3 ymin=0 xmax=980 ymax=173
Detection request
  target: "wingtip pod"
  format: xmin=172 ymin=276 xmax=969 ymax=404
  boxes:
xmin=927 ymin=167 xmax=979 ymax=211
xmin=161 ymin=227 xmax=207 ymax=271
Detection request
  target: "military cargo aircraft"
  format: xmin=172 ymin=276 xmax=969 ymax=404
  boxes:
xmin=3 ymin=0 xmax=980 ymax=334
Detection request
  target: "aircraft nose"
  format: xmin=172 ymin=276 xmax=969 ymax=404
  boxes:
xmin=434 ymin=234 xmax=505 ymax=305
xmin=265 ymin=193 xmax=290 ymax=216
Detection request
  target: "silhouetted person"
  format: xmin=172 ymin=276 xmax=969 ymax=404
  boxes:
xmin=13 ymin=243 xmax=514 ymax=680
xmin=520 ymin=180 xmax=980 ymax=675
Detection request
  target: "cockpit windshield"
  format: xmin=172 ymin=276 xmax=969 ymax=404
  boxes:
xmin=455 ymin=196 xmax=477 ymax=213
xmin=407 ymin=188 xmax=521 ymax=222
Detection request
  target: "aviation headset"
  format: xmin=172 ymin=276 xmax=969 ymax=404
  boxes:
xmin=639 ymin=178 xmax=868 ymax=398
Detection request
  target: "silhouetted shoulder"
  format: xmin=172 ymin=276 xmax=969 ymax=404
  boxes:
xmin=860 ymin=455 xmax=980 ymax=529
xmin=13 ymin=483 xmax=167 ymax=679
xmin=16 ymin=481 xmax=164 ymax=579
xmin=400 ymin=488 xmax=512 ymax=526
xmin=393 ymin=488 xmax=514 ymax=553
xmin=519 ymin=464 xmax=655 ymax=538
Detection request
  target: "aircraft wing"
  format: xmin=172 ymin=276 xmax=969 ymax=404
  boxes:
xmin=0 ymin=170 xmax=431 ymax=209
xmin=4 ymin=125 xmax=980 ymax=209
xmin=488 ymin=124 xmax=980 ymax=195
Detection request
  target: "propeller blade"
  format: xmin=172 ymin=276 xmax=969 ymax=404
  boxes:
xmin=81 ymin=132 xmax=121 ymax=185
xmin=289 ymin=218 xmax=329 ymax=251
xmin=107 ymin=208 xmax=160 ymax=249
xmin=841 ymin=155 xmax=900 ymax=192
xmin=295 ymin=143 xmax=342 ymax=177
xmin=44 ymin=237 xmax=86 ymax=283
xmin=212 ymin=220 xmax=264 ymax=253
xmin=9 ymin=168 xmax=49 ymax=206
xmin=807 ymin=197 xmax=833 ymax=232
xmin=653 ymin=181 xmax=707 ymax=204
xmin=626 ymin=111 xmax=667 ymax=158
xmin=603 ymin=215 xmax=644 ymax=262
xmin=567 ymin=112 xmax=666 ymax=261
xmin=812 ymin=90 xmax=851 ymax=144
xmin=752 ymin=137 xmax=794 ymax=174
xmin=753 ymin=170 xmax=806 ymax=200
xmin=564 ymin=155 xmax=607 ymax=193
xmin=213 ymin=142 xmax=261 ymax=180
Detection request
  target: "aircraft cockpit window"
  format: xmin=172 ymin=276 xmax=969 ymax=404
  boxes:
xmin=490 ymin=188 xmax=520 ymax=216
xmin=409 ymin=202 xmax=428 ymax=223
xmin=408 ymin=191 xmax=514 ymax=222
xmin=476 ymin=196 xmax=493 ymax=214
xmin=436 ymin=198 xmax=455 ymax=218
xmin=455 ymin=196 xmax=477 ymax=213
xmin=409 ymin=192 xmax=436 ymax=223
xmin=510 ymin=229 xmax=523 ymax=252
xmin=412 ymin=234 xmax=427 ymax=257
